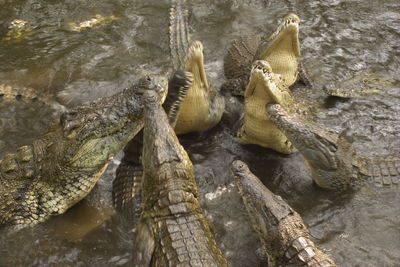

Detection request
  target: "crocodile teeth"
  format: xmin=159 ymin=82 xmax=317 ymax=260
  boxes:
xmin=283 ymin=19 xmax=299 ymax=28
xmin=252 ymin=65 xmax=272 ymax=80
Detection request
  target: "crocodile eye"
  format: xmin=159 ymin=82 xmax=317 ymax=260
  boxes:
xmin=233 ymin=160 xmax=247 ymax=172
xmin=60 ymin=111 xmax=82 ymax=135
xmin=60 ymin=111 xmax=77 ymax=125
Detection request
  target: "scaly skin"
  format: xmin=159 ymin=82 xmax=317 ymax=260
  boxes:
xmin=223 ymin=13 xmax=313 ymax=96
xmin=68 ymin=14 xmax=119 ymax=32
xmin=235 ymin=60 xmax=300 ymax=154
xmin=169 ymin=3 xmax=225 ymax=134
xmin=267 ymin=103 xmax=400 ymax=190
xmin=112 ymin=71 xmax=193 ymax=224
xmin=1 ymin=15 xmax=118 ymax=43
xmin=0 ymin=84 xmax=64 ymax=110
xmin=0 ymin=84 xmax=40 ymax=102
xmin=133 ymin=90 xmax=228 ymax=267
xmin=0 ymin=75 xmax=168 ymax=231
xmin=232 ymin=160 xmax=337 ymax=267
xmin=1 ymin=19 xmax=32 ymax=43
xmin=323 ymin=72 xmax=395 ymax=98
xmin=112 ymin=2 xmax=224 ymax=223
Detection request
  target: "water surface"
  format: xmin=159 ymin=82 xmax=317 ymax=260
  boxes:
xmin=1 ymin=0 xmax=399 ymax=266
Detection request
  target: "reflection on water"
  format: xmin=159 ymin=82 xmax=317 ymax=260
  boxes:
xmin=1 ymin=0 xmax=399 ymax=266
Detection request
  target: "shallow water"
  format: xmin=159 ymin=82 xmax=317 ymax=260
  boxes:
xmin=1 ymin=0 xmax=400 ymax=266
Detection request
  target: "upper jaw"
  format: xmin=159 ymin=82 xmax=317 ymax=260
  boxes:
xmin=274 ymin=13 xmax=300 ymax=38
xmin=184 ymin=40 xmax=209 ymax=89
xmin=231 ymin=160 xmax=250 ymax=176
xmin=259 ymin=13 xmax=301 ymax=59
xmin=250 ymin=60 xmax=278 ymax=89
xmin=251 ymin=60 xmax=273 ymax=79
xmin=282 ymin=13 xmax=300 ymax=28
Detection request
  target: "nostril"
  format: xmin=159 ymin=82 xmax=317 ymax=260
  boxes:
xmin=60 ymin=111 xmax=78 ymax=125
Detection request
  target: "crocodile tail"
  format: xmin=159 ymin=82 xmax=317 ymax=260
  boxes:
xmin=112 ymin=131 xmax=143 ymax=225
xmin=169 ymin=1 xmax=190 ymax=69
xmin=224 ymin=35 xmax=260 ymax=80
xmin=362 ymin=155 xmax=400 ymax=189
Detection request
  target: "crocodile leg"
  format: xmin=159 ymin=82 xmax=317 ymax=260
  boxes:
xmin=112 ymin=131 xmax=144 ymax=227
xmin=298 ymin=59 xmax=314 ymax=89
xmin=232 ymin=160 xmax=337 ymax=267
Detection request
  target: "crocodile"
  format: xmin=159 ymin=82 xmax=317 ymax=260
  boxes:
xmin=235 ymin=60 xmax=308 ymax=154
xmin=267 ymin=103 xmax=400 ymax=190
xmin=0 ymin=84 xmax=65 ymax=110
xmin=68 ymin=14 xmax=119 ymax=32
xmin=323 ymin=72 xmax=396 ymax=98
xmin=0 ymin=74 xmax=168 ymax=231
xmin=0 ymin=84 xmax=41 ymax=102
xmin=231 ymin=160 xmax=337 ymax=266
xmin=1 ymin=14 xmax=118 ymax=43
xmin=169 ymin=3 xmax=225 ymax=134
xmin=1 ymin=19 xmax=32 ymax=43
xmin=113 ymin=2 xmax=224 ymax=221
xmin=222 ymin=13 xmax=313 ymax=96
xmin=132 ymin=89 xmax=228 ymax=266
xmin=113 ymin=70 xmax=193 ymax=224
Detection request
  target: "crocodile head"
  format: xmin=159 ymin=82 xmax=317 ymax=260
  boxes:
xmin=141 ymin=89 xmax=198 ymax=211
xmin=184 ymin=41 xmax=209 ymax=90
xmin=0 ymin=75 xmax=168 ymax=230
xmin=174 ymin=40 xmax=219 ymax=134
xmin=58 ymin=75 xmax=168 ymax=170
xmin=232 ymin=160 xmax=337 ymax=266
xmin=255 ymin=13 xmax=301 ymax=86
xmin=2 ymin=19 xmax=32 ymax=42
xmin=231 ymin=160 xmax=292 ymax=226
xmin=0 ymin=84 xmax=39 ymax=101
xmin=267 ymin=103 xmax=364 ymax=189
xmin=245 ymin=60 xmax=293 ymax=107
xmin=231 ymin=160 xmax=279 ymax=240
xmin=238 ymin=60 xmax=296 ymax=154
xmin=231 ymin=160 xmax=297 ymax=266
xmin=324 ymin=72 xmax=395 ymax=98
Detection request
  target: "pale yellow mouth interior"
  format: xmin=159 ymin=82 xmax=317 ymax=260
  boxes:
xmin=185 ymin=41 xmax=209 ymax=90
xmin=260 ymin=25 xmax=300 ymax=86
xmin=174 ymin=41 xmax=211 ymax=134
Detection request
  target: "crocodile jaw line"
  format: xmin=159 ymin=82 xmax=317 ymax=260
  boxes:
xmin=185 ymin=41 xmax=209 ymax=90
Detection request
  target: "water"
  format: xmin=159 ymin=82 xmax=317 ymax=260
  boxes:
xmin=1 ymin=0 xmax=399 ymax=266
